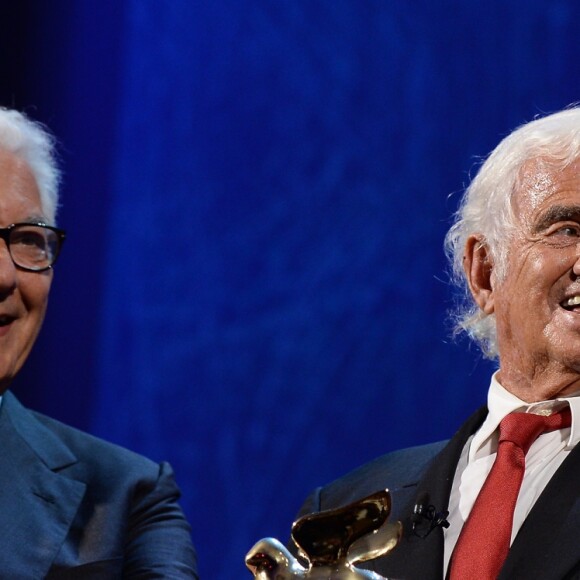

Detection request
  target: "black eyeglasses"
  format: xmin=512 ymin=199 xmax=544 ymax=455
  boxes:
xmin=0 ymin=222 xmax=66 ymax=272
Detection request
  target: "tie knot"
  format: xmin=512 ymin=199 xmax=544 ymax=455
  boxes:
xmin=499 ymin=407 xmax=571 ymax=455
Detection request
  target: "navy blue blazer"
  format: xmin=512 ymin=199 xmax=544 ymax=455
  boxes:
xmin=296 ymin=407 xmax=580 ymax=579
xmin=0 ymin=391 xmax=198 ymax=578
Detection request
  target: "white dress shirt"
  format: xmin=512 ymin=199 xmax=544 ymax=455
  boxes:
xmin=443 ymin=373 xmax=580 ymax=576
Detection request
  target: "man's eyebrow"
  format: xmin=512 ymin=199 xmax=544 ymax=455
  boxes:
xmin=532 ymin=204 xmax=580 ymax=232
xmin=19 ymin=215 xmax=48 ymax=224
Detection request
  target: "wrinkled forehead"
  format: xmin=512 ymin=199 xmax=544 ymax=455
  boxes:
xmin=512 ymin=156 xmax=580 ymax=220
xmin=0 ymin=148 xmax=44 ymax=218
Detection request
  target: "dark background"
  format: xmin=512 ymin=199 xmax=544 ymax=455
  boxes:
xmin=1 ymin=2 xmax=578 ymax=577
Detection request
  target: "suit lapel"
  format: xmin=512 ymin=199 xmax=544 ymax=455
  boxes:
xmin=357 ymin=404 xmax=580 ymax=579
xmin=0 ymin=392 xmax=86 ymax=578
xmin=373 ymin=407 xmax=488 ymax=580
xmin=499 ymin=442 xmax=580 ymax=580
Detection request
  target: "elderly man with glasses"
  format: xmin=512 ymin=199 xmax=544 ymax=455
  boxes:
xmin=0 ymin=108 xmax=197 ymax=578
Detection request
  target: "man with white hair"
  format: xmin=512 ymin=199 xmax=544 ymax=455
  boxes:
xmin=0 ymin=107 xmax=197 ymax=578
xmin=294 ymin=107 xmax=580 ymax=579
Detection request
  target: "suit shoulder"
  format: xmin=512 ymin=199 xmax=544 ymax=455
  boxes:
xmin=29 ymin=409 xmax=161 ymax=478
xmin=320 ymin=441 xmax=447 ymax=508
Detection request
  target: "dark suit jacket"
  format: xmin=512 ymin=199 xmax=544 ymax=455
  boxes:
xmin=296 ymin=407 xmax=580 ymax=579
xmin=0 ymin=391 xmax=198 ymax=578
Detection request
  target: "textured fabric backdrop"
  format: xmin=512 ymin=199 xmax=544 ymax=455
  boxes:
xmin=1 ymin=2 xmax=579 ymax=578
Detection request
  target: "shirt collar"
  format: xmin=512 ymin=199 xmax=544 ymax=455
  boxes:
xmin=469 ymin=371 xmax=580 ymax=461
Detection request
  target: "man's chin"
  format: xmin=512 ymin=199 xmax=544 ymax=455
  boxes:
xmin=0 ymin=358 xmax=21 ymax=393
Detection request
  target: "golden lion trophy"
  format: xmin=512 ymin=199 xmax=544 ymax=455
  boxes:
xmin=245 ymin=489 xmax=401 ymax=579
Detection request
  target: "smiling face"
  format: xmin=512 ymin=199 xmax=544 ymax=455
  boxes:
xmin=465 ymin=156 xmax=580 ymax=402
xmin=0 ymin=148 xmax=52 ymax=392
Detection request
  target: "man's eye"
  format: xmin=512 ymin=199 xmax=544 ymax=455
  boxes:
xmin=549 ymin=224 xmax=580 ymax=238
xmin=12 ymin=232 xmax=46 ymax=248
xmin=557 ymin=226 xmax=580 ymax=236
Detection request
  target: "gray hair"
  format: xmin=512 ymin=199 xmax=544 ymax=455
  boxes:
xmin=444 ymin=106 xmax=580 ymax=358
xmin=0 ymin=107 xmax=60 ymax=224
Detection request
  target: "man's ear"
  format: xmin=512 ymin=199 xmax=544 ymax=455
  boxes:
xmin=463 ymin=235 xmax=495 ymax=315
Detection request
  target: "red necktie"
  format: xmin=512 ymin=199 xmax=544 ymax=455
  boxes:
xmin=449 ymin=407 xmax=571 ymax=580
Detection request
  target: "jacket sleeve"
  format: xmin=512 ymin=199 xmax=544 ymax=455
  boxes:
xmin=123 ymin=461 xmax=198 ymax=578
xmin=294 ymin=486 xmax=323 ymax=520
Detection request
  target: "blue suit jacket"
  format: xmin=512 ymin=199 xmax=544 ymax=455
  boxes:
xmin=0 ymin=391 xmax=198 ymax=578
xmin=296 ymin=407 xmax=580 ymax=579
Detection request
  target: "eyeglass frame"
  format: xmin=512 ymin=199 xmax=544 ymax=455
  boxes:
xmin=0 ymin=222 xmax=66 ymax=272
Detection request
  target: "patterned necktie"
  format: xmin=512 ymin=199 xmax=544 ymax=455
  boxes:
xmin=448 ymin=407 xmax=572 ymax=580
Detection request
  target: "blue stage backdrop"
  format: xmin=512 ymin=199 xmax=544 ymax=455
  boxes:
xmin=3 ymin=1 xmax=580 ymax=577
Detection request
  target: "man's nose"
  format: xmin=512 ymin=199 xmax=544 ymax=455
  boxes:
xmin=0 ymin=242 xmax=17 ymax=296
xmin=573 ymin=249 xmax=580 ymax=278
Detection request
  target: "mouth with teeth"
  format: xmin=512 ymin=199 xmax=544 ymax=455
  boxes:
xmin=561 ymin=296 xmax=580 ymax=311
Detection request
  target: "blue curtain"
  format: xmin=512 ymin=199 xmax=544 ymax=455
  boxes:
xmin=4 ymin=1 xmax=580 ymax=577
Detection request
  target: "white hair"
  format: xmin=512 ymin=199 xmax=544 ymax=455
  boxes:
xmin=444 ymin=106 xmax=580 ymax=358
xmin=0 ymin=107 xmax=60 ymax=224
